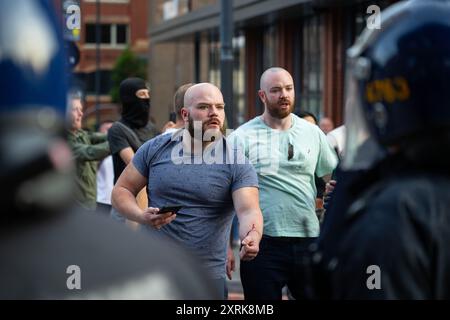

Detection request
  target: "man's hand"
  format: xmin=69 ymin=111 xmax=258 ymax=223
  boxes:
xmin=325 ymin=179 xmax=337 ymax=195
xmin=141 ymin=207 xmax=176 ymax=229
xmin=226 ymin=246 xmax=235 ymax=280
xmin=323 ymin=179 xmax=337 ymax=209
xmin=239 ymin=230 xmax=260 ymax=261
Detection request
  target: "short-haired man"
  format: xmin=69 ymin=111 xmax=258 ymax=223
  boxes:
xmin=163 ymin=83 xmax=195 ymax=134
xmin=112 ymin=83 xmax=263 ymax=299
xmin=66 ymin=94 xmax=110 ymax=210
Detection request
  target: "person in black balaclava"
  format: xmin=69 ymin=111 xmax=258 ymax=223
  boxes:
xmin=107 ymin=77 xmax=159 ymax=222
xmin=120 ymin=77 xmax=152 ymax=128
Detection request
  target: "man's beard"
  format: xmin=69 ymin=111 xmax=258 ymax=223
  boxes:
xmin=187 ymin=115 xmax=226 ymax=141
xmin=266 ymin=98 xmax=294 ymax=119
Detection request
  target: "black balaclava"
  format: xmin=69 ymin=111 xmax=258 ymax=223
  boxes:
xmin=119 ymin=78 xmax=150 ymax=128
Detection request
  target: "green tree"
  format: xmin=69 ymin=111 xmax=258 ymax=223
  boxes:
xmin=110 ymin=47 xmax=148 ymax=103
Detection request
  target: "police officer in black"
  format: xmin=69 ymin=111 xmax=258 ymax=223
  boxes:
xmin=0 ymin=0 xmax=217 ymax=299
xmin=310 ymin=0 xmax=450 ymax=299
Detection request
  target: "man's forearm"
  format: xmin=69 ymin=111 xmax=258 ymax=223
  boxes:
xmin=237 ymin=209 xmax=263 ymax=242
xmin=111 ymin=186 xmax=145 ymax=224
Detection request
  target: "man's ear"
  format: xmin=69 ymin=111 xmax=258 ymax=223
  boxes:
xmin=181 ymin=107 xmax=189 ymax=121
xmin=258 ymin=90 xmax=266 ymax=104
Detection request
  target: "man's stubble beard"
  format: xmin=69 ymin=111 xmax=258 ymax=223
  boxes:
xmin=265 ymin=97 xmax=295 ymax=119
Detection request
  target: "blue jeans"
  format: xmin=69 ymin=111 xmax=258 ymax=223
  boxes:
xmin=240 ymin=235 xmax=316 ymax=300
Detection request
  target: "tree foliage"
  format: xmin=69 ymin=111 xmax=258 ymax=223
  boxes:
xmin=110 ymin=47 xmax=147 ymax=103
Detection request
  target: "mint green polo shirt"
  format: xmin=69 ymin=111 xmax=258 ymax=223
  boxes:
xmin=229 ymin=114 xmax=338 ymax=237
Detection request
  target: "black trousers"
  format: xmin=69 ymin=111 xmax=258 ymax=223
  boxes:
xmin=240 ymin=235 xmax=315 ymax=300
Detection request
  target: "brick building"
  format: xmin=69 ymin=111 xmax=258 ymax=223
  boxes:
xmin=55 ymin=0 xmax=150 ymax=128
xmin=147 ymin=0 xmax=399 ymax=130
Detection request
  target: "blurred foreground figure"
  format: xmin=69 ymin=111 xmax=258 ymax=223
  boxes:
xmin=0 ymin=0 xmax=217 ymax=299
xmin=310 ymin=0 xmax=450 ymax=299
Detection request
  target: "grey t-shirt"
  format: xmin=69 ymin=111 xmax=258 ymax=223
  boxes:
xmin=133 ymin=132 xmax=258 ymax=279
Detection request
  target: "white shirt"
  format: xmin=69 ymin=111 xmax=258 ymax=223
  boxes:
xmin=96 ymin=155 xmax=114 ymax=205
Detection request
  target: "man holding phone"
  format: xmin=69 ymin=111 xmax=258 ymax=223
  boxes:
xmin=112 ymin=83 xmax=263 ymax=299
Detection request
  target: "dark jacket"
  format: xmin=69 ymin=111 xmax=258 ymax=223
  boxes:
xmin=311 ymin=155 xmax=450 ymax=299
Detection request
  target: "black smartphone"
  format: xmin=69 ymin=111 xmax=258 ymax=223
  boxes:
xmin=158 ymin=205 xmax=182 ymax=215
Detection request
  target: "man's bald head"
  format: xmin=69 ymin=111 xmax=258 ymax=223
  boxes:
xmin=181 ymin=82 xmax=226 ymax=138
xmin=184 ymin=83 xmax=224 ymax=109
xmin=260 ymin=67 xmax=293 ymax=92
xmin=258 ymin=67 xmax=295 ymax=119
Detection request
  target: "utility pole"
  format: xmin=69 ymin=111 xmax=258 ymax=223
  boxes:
xmin=220 ymin=0 xmax=234 ymax=129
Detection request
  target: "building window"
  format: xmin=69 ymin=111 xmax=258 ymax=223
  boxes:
xmin=116 ymin=24 xmax=127 ymax=44
xmin=207 ymin=33 xmax=221 ymax=87
xmin=85 ymin=23 xmax=128 ymax=47
xmin=300 ymin=16 xmax=323 ymax=118
xmin=80 ymin=70 xmax=112 ymax=95
xmin=233 ymin=33 xmax=246 ymax=126
xmin=263 ymin=25 xmax=277 ymax=69
xmin=205 ymin=31 xmax=247 ymax=127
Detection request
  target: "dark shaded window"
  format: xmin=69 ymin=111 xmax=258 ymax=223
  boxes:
xmin=100 ymin=24 xmax=111 ymax=43
xmin=300 ymin=16 xmax=323 ymax=118
xmin=84 ymin=70 xmax=112 ymax=95
xmin=263 ymin=25 xmax=277 ymax=69
xmin=85 ymin=24 xmax=96 ymax=43
xmin=85 ymin=23 xmax=111 ymax=44
xmin=85 ymin=23 xmax=128 ymax=45
xmin=116 ymin=24 xmax=127 ymax=44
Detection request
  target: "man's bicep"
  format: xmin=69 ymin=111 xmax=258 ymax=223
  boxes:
xmin=115 ymin=162 xmax=147 ymax=196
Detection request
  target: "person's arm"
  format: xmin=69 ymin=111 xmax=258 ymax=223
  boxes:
xmin=70 ymin=140 xmax=110 ymax=161
xmin=89 ymin=132 xmax=108 ymax=144
xmin=119 ymin=147 xmax=135 ymax=165
xmin=316 ymin=129 xmax=339 ymax=179
xmin=232 ymin=187 xmax=263 ymax=261
xmin=226 ymin=243 xmax=235 ymax=280
xmin=111 ymin=162 xmax=176 ymax=228
xmin=226 ymin=223 xmax=237 ymax=280
xmin=107 ymin=124 xmax=135 ymax=165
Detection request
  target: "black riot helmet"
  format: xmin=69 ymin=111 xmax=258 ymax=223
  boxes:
xmin=0 ymin=0 xmax=74 ymax=222
xmin=342 ymin=0 xmax=450 ymax=170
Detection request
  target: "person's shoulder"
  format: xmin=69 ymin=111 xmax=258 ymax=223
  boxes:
xmin=108 ymin=121 xmax=126 ymax=135
xmin=144 ymin=122 xmax=160 ymax=135
xmin=293 ymin=114 xmax=320 ymax=131
xmin=19 ymin=208 xmax=218 ymax=299
xmin=231 ymin=116 xmax=262 ymax=135
xmin=293 ymin=114 xmax=327 ymax=142
xmin=141 ymin=129 xmax=176 ymax=151
xmin=70 ymin=129 xmax=90 ymax=140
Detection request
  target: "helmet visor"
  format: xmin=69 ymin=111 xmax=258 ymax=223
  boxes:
xmin=341 ymin=58 xmax=385 ymax=171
